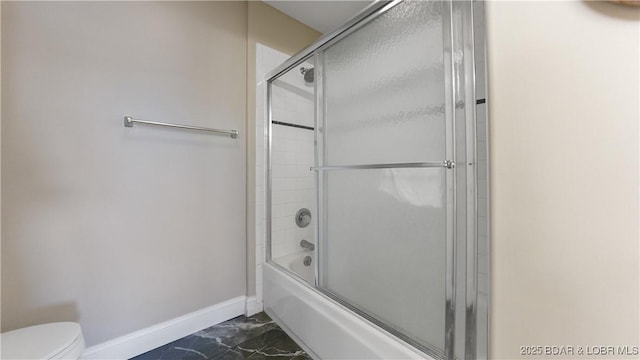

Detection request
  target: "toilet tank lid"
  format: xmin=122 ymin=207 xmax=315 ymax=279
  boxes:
xmin=1 ymin=322 xmax=82 ymax=360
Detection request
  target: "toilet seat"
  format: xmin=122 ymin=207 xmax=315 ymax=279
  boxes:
xmin=0 ymin=322 xmax=85 ymax=360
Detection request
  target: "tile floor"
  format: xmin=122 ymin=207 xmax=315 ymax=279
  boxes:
xmin=131 ymin=312 xmax=311 ymax=360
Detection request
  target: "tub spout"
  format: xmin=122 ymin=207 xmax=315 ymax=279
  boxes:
xmin=300 ymin=239 xmax=315 ymax=251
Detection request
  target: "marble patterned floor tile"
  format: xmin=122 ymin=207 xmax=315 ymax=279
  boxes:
xmin=230 ymin=329 xmax=307 ymax=359
xmin=131 ymin=312 xmax=308 ymax=360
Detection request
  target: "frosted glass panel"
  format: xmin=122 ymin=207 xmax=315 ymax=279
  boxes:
xmin=320 ymin=168 xmax=446 ymax=350
xmin=322 ymin=1 xmax=445 ymax=166
xmin=317 ymin=0 xmax=448 ymax=353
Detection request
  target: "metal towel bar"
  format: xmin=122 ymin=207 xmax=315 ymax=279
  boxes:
xmin=124 ymin=116 xmax=238 ymax=138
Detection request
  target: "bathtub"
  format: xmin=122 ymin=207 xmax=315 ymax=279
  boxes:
xmin=273 ymin=252 xmax=314 ymax=284
xmin=263 ymin=261 xmax=429 ymax=359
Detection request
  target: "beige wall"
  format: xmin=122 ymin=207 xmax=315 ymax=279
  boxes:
xmin=246 ymin=2 xmax=320 ymax=296
xmin=1 ymin=1 xmax=247 ymax=346
xmin=1 ymin=0 xmax=319 ymax=347
xmin=487 ymin=1 xmax=639 ymax=358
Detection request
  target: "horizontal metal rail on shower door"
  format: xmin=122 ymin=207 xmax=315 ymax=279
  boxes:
xmin=311 ymin=160 xmax=455 ymax=171
xmin=123 ymin=116 xmax=238 ymax=138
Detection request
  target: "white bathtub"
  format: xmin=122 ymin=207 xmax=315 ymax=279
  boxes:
xmin=273 ymin=252 xmax=314 ymax=284
xmin=263 ymin=262 xmax=430 ymax=359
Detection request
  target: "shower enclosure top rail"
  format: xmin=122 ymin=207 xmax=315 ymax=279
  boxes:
xmin=123 ymin=116 xmax=238 ymax=138
xmin=311 ymin=161 xmax=455 ymax=171
xmin=264 ymin=0 xmax=401 ymax=82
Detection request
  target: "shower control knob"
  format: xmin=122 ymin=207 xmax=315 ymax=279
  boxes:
xmin=295 ymin=208 xmax=312 ymax=228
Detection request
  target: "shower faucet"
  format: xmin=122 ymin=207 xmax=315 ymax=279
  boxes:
xmin=300 ymin=239 xmax=315 ymax=251
xmin=295 ymin=208 xmax=312 ymax=228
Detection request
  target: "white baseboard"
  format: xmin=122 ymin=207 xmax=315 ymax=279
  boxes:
xmin=244 ymin=296 xmax=263 ymax=316
xmin=81 ymin=296 xmax=247 ymax=360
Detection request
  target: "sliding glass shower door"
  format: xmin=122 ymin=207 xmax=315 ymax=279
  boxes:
xmin=314 ymin=1 xmax=452 ymax=356
xmin=266 ymin=0 xmax=488 ymax=358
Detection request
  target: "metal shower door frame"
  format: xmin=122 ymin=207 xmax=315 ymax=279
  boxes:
xmin=264 ymin=1 xmax=487 ymax=359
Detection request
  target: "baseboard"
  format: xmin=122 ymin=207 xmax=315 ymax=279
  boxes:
xmin=244 ymin=296 xmax=263 ymax=316
xmin=81 ymin=296 xmax=246 ymax=360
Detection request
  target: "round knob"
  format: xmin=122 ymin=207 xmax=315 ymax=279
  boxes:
xmin=295 ymin=208 xmax=312 ymax=228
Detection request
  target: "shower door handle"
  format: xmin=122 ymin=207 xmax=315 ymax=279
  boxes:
xmin=310 ymin=160 xmax=455 ymax=171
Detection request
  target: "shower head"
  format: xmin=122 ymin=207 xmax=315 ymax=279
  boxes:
xmin=300 ymin=67 xmax=315 ymax=84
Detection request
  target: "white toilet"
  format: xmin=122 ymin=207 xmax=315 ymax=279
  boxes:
xmin=0 ymin=322 xmax=85 ymax=360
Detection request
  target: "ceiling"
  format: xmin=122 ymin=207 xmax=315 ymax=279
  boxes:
xmin=263 ymin=1 xmax=374 ymax=34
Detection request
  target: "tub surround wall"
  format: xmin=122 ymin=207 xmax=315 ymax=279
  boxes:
xmin=269 ymin=123 xmax=315 ymax=260
xmin=1 ymin=1 xmax=248 ymax=346
xmin=254 ymin=44 xmax=316 ymax=308
xmin=255 ymin=45 xmax=290 ymax=312
xmin=269 ymin=63 xmax=315 ymax=260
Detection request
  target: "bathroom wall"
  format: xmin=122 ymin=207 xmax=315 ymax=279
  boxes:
xmin=1 ymin=1 xmax=247 ymax=346
xmin=487 ymin=2 xmax=639 ymax=358
xmin=246 ymin=2 xmax=320 ymax=297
